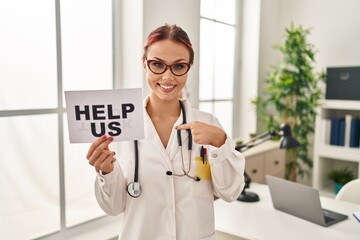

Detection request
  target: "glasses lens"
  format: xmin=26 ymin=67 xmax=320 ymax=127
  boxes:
xmin=147 ymin=60 xmax=190 ymax=76
xmin=171 ymin=63 xmax=189 ymax=76
xmin=148 ymin=61 xmax=166 ymax=74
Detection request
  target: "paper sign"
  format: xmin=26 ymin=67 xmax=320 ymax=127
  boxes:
xmin=65 ymin=88 xmax=144 ymax=143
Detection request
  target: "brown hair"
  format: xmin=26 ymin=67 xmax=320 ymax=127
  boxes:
xmin=142 ymin=24 xmax=194 ymax=65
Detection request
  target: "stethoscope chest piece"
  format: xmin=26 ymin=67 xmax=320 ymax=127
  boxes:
xmin=127 ymin=181 xmax=142 ymax=198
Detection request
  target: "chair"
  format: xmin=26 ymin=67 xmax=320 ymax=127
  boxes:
xmin=335 ymin=178 xmax=360 ymax=204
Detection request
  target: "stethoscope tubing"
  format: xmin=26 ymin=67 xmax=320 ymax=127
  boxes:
xmin=127 ymin=140 xmax=142 ymax=198
xmin=127 ymin=100 xmax=200 ymax=198
xmin=133 ymin=140 xmax=139 ymax=182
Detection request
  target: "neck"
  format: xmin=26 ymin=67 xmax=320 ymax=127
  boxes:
xmin=147 ymin=95 xmax=181 ymax=118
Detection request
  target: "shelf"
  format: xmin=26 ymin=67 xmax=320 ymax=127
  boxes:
xmin=320 ymin=99 xmax=360 ymax=110
xmin=317 ymin=144 xmax=360 ymax=162
xmin=313 ymin=100 xmax=360 ymax=192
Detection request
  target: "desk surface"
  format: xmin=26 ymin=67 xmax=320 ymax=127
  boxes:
xmin=214 ymin=183 xmax=360 ymax=240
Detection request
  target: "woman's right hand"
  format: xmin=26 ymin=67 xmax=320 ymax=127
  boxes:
xmin=86 ymin=135 xmax=116 ymax=174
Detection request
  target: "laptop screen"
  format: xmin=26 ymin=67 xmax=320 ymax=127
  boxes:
xmin=265 ymin=175 xmax=348 ymax=226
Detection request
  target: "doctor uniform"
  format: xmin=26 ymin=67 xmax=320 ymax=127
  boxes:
xmin=95 ymin=96 xmax=245 ymax=240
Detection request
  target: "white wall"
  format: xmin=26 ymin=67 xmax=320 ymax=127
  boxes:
xmin=236 ymin=0 xmax=261 ymax=140
xmin=114 ymin=0 xmax=144 ymax=89
xmin=279 ymin=0 xmax=360 ymax=68
xmin=259 ymin=0 xmax=360 ymax=95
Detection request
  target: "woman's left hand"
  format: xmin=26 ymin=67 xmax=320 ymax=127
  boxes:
xmin=175 ymin=121 xmax=226 ymax=148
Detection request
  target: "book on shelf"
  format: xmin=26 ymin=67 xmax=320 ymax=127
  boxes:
xmin=329 ymin=116 xmax=360 ymax=148
xmin=344 ymin=114 xmax=352 ymax=147
xmin=338 ymin=118 xmax=345 ymax=146
xmin=321 ymin=119 xmax=331 ymax=145
xmin=349 ymin=117 xmax=360 ymax=148
xmin=330 ymin=117 xmax=343 ymax=146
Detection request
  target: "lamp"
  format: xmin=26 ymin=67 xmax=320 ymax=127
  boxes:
xmin=235 ymin=123 xmax=299 ymax=202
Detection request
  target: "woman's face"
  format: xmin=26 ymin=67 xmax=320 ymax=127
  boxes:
xmin=144 ymin=39 xmax=190 ymax=102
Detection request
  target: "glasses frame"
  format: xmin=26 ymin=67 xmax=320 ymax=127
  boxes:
xmin=146 ymin=59 xmax=191 ymax=76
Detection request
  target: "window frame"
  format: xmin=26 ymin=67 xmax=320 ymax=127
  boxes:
xmin=0 ymin=0 xmax=119 ymax=239
xmin=199 ymin=0 xmax=242 ymax=138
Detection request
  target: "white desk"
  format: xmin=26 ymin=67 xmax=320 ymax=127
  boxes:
xmin=214 ymin=183 xmax=360 ymax=240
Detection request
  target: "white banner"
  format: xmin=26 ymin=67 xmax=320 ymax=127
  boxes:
xmin=65 ymin=88 xmax=144 ymax=143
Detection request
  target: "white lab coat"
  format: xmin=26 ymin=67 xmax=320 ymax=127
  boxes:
xmin=95 ymin=96 xmax=245 ymax=240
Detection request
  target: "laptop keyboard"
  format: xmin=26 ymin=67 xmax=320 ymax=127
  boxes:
xmin=324 ymin=213 xmax=335 ymax=224
xmin=323 ymin=209 xmax=335 ymax=224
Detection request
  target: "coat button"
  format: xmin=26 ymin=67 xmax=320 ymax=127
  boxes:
xmin=211 ymin=153 xmax=218 ymax=158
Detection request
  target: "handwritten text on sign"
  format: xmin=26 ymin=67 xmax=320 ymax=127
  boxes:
xmin=65 ymin=88 xmax=144 ymax=143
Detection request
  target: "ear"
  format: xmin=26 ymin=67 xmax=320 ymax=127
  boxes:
xmin=142 ymin=60 xmax=146 ymax=70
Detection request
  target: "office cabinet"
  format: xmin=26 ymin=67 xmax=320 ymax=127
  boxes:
xmin=242 ymin=141 xmax=286 ymax=183
xmin=313 ymin=100 xmax=360 ymax=197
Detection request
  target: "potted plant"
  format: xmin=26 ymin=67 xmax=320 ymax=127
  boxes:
xmin=328 ymin=167 xmax=355 ymax=194
xmin=252 ymin=23 xmax=326 ymax=182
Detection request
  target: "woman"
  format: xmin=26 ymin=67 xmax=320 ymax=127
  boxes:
xmin=86 ymin=24 xmax=245 ymax=240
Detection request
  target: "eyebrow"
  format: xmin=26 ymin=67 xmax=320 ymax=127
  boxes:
xmin=152 ymin=57 xmax=188 ymax=63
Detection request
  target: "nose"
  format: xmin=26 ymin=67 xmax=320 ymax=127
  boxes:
xmin=162 ymin=67 xmax=175 ymax=79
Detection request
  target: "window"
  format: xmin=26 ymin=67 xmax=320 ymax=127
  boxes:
xmin=0 ymin=0 xmax=112 ymax=239
xmin=199 ymin=0 xmax=237 ymax=137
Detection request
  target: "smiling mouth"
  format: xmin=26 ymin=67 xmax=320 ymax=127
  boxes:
xmin=159 ymin=84 xmax=175 ymax=90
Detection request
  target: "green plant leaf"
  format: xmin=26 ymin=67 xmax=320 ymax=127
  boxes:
xmin=251 ymin=23 xmax=324 ymax=181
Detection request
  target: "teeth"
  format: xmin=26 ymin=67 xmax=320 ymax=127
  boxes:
xmin=159 ymin=84 xmax=174 ymax=90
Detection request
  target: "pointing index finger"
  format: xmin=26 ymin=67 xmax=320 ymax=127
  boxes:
xmin=176 ymin=123 xmax=191 ymax=130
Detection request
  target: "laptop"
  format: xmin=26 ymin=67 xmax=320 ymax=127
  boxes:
xmin=266 ymin=175 xmax=348 ymax=227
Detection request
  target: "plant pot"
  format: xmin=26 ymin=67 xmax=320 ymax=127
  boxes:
xmin=334 ymin=182 xmax=344 ymax=194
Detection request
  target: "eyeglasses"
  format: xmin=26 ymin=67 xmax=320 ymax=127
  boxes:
xmin=146 ymin=60 xmax=191 ymax=76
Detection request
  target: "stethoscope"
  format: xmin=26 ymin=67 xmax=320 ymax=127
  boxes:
xmin=126 ymin=100 xmax=200 ymax=198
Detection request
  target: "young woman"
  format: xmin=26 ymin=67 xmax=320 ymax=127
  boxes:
xmin=86 ymin=24 xmax=245 ymax=240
